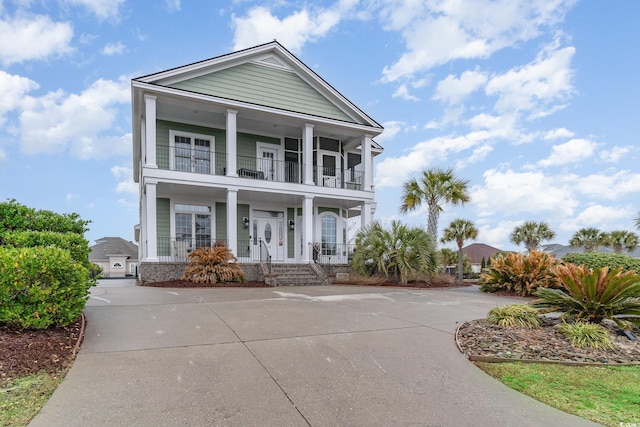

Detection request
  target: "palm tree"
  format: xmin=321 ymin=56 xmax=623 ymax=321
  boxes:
xmin=439 ymin=248 xmax=458 ymax=273
xmin=634 ymin=212 xmax=640 ymax=230
xmin=604 ymin=230 xmax=639 ymax=254
xmin=399 ymin=167 xmax=470 ymax=243
xmin=509 ymin=221 xmax=555 ymax=252
xmin=569 ymin=227 xmax=606 ymax=252
xmin=352 ymin=220 xmax=438 ymax=284
xmin=441 ymin=219 xmax=478 ymax=281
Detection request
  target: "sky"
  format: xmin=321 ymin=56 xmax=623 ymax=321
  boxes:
xmin=1 ymin=0 xmax=639 ymax=252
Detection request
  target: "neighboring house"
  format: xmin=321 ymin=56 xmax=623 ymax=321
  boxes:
xmin=461 ymin=243 xmax=503 ymax=273
xmin=541 ymin=243 xmax=614 ymax=259
xmin=131 ymin=41 xmax=384 ymax=281
xmin=89 ymin=237 xmax=138 ymax=278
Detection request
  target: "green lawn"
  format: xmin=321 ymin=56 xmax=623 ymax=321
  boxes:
xmin=477 ymin=362 xmax=640 ymax=427
xmin=0 ymin=373 xmax=64 ymax=426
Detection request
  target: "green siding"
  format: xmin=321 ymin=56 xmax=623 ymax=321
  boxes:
xmin=287 ymin=208 xmax=294 ymax=258
xmin=168 ymin=63 xmax=355 ymax=123
xmin=237 ymin=204 xmax=250 ymax=241
xmin=156 ymin=198 xmax=170 ymax=256
xmin=215 ymin=203 xmax=227 ymax=241
xmin=156 ymin=120 xmax=227 ymax=173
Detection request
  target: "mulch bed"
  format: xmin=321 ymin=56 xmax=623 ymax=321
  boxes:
xmin=457 ymin=317 xmax=640 ymax=365
xmin=140 ymin=280 xmax=272 ymax=288
xmin=0 ymin=316 xmax=84 ymax=381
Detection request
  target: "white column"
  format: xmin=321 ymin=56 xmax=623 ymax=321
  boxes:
xmin=363 ymin=134 xmax=372 ymax=191
xmin=303 ymin=124 xmax=314 ymax=185
xmin=361 ymin=201 xmax=372 ymax=229
xmin=227 ymin=189 xmax=238 ymax=256
xmin=226 ymin=109 xmax=238 ymax=177
xmin=145 ymin=180 xmax=158 ymax=261
xmin=144 ymin=95 xmax=157 ymax=168
xmin=303 ymin=196 xmax=314 ymax=263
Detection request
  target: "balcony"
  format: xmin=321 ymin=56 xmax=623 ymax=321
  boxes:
xmin=156 ymin=145 xmax=364 ymax=190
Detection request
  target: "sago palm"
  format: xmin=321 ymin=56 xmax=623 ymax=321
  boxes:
xmin=532 ymin=264 xmax=640 ymax=328
xmin=352 ymin=220 xmax=437 ymax=284
xmin=569 ymin=227 xmax=606 ymax=252
xmin=509 ymin=221 xmax=555 ymax=252
xmin=604 ymin=230 xmax=639 ymax=254
xmin=441 ymin=218 xmax=478 ymax=281
xmin=399 ymin=167 xmax=470 ymax=243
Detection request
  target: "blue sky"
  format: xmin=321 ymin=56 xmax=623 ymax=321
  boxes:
xmin=1 ymin=0 xmax=639 ymax=252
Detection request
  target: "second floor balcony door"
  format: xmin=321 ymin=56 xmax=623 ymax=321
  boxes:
xmin=174 ymin=135 xmax=212 ymax=174
xmin=258 ymin=147 xmax=277 ymax=181
xmin=320 ymin=152 xmax=341 ymax=188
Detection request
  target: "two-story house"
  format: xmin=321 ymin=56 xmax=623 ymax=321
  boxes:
xmin=132 ymin=41 xmax=383 ymax=283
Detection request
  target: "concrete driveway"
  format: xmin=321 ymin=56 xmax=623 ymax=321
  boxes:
xmin=30 ymin=280 xmax=600 ymax=426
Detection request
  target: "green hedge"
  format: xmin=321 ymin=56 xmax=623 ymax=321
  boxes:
xmin=2 ymin=230 xmax=91 ymax=267
xmin=562 ymin=252 xmax=640 ymax=273
xmin=0 ymin=246 xmax=93 ymax=329
xmin=0 ymin=199 xmax=89 ymax=235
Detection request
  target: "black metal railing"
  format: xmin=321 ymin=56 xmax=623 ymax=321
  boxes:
xmin=156 ymin=145 xmax=227 ymax=176
xmin=310 ymin=242 xmax=355 ymax=265
xmin=157 ymin=237 xmax=259 ymax=262
xmin=259 ymin=238 xmax=272 ymax=273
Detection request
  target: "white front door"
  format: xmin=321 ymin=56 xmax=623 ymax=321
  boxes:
xmin=257 ymin=217 xmax=285 ymax=261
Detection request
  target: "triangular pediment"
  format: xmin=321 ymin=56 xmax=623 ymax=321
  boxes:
xmin=134 ymin=42 xmax=381 ymax=127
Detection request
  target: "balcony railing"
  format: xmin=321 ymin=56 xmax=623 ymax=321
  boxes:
xmin=155 ymin=145 xmax=365 ymax=190
xmin=311 ymin=242 xmax=356 ymax=265
xmin=158 ymin=237 xmax=258 ymax=263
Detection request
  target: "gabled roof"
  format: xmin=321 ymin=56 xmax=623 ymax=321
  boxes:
xmin=461 ymin=243 xmax=503 ymax=264
xmin=90 ymin=237 xmax=138 ymax=261
xmin=132 ymin=41 xmax=383 ymax=129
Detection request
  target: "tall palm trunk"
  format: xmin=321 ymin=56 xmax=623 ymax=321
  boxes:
xmin=457 ymin=240 xmax=464 ymax=281
xmin=428 ymin=203 xmax=440 ymax=242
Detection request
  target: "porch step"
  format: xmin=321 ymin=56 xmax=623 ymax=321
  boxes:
xmin=267 ymin=263 xmax=326 ymax=286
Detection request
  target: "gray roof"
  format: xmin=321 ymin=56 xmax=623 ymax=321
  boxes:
xmin=90 ymin=237 xmax=138 ymax=261
xmin=540 ymin=243 xmax=618 ymax=259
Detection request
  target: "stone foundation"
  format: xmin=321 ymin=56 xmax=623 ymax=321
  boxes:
xmin=139 ymin=262 xmax=264 ymax=284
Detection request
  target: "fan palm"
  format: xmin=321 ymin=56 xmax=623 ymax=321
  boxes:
xmin=604 ymin=230 xmax=639 ymax=254
xmin=635 ymin=212 xmax=640 ymax=230
xmin=509 ymin=221 xmax=555 ymax=252
xmin=441 ymin=219 xmax=478 ymax=281
xmin=399 ymin=167 xmax=470 ymax=243
xmin=569 ymin=227 xmax=606 ymax=252
xmin=352 ymin=220 xmax=437 ymax=284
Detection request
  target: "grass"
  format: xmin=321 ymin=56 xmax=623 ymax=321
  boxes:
xmin=477 ymin=362 xmax=640 ymax=426
xmin=0 ymin=372 xmax=64 ymax=426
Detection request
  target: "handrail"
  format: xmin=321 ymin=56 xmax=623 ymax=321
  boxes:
xmin=259 ymin=238 xmax=272 ymax=273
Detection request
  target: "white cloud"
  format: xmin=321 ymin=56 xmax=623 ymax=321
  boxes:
xmin=65 ymin=193 xmax=79 ymax=204
xmin=391 ymin=83 xmax=418 ymax=101
xmin=456 ymin=144 xmax=493 ymax=169
xmin=485 ymin=40 xmax=575 ymax=115
xmin=568 ymin=170 xmax=640 ymax=201
xmin=0 ymin=12 xmax=73 ymax=65
xmin=380 ymin=0 xmax=575 ymax=82
xmin=111 ymin=165 xmax=138 ymax=195
xmin=232 ymin=2 xmax=355 ymax=53
xmin=63 ymin=0 xmax=125 ymax=20
xmin=599 ymin=146 xmax=632 ymax=163
xmin=0 ymin=70 xmax=38 ymax=122
xmin=375 ymin=121 xmax=404 ymax=144
xmin=17 ymin=76 xmax=131 ymax=158
xmin=433 ymin=70 xmax=488 ymax=105
xmin=165 ymin=0 xmax=181 ymax=12
xmin=538 ymin=138 xmax=597 ymax=167
xmin=101 ymin=41 xmax=125 ymax=56
xmin=472 ymin=168 xmax=577 ymax=217
xmin=543 ymin=127 xmax=574 ymax=140
xmin=562 ymin=204 xmax=633 ymax=231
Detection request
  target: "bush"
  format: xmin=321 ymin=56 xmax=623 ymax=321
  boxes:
xmin=487 ymin=304 xmax=540 ymax=329
xmin=0 ymin=199 xmax=90 ymax=235
xmin=0 ymin=246 xmax=92 ymax=329
xmin=558 ymin=321 xmax=615 ymax=350
xmin=181 ymin=246 xmax=245 ymax=284
xmin=2 ymin=230 xmax=91 ymax=267
xmin=562 ymin=252 xmax=640 ymax=273
xmin=479 ymin=250 xmax=559 ymax=297
xmin=532 ymin=264 xmax=640 ymax=329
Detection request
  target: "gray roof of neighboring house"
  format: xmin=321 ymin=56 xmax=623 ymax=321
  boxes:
xmin=89 ymin=237 xmax=138 ymax=261
xmin=540 ymin=243 xmax=620 ymax=259
xmin=461 ymin=243 xmax=503 ymax=264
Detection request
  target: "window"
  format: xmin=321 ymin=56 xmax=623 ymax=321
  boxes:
xmin=284 ymin=137 xmax=301 ymax=183
xmin=113 ymin=262 xmax=123 ymax=268
xmin=321 ymin=215 xmax=337 ymax=255
xmin=175 ymin=204 xmax=212 ymax=250
xmin=170 ymin=131 xmax=214 ymax=174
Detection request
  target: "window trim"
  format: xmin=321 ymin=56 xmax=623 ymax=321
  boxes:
xmin=169 ymin=130 xmax=215 ymax=174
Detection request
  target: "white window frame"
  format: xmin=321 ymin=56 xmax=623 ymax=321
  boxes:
xmin=169 ymin=130 xmax=215 ymax=174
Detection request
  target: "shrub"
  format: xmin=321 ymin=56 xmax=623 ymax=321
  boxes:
xmin=562 ymin=252 xmax=640 ymax=273
xmin=479 ymin=250 xmax=559 ymax=297
xmin=181 ymin=246 xmax=245 ymax=284
xmin=2 ymin=230 xmax=91 ymax=267
xmin=0 ymin=246 xmax=92 ymax=329
xmin=430 ymin=273 xmax=456 ymax=286
xmin=0 ymin=199 xmax=90 ymax=235
xmin=487 ymin=304 xmax=540 ymax=329
xmin=532 ymin=264 xmax=640 ymax=328
xmin=351 ymin=220 xmax=438 ymax=284
xmin=558 ymin=321 xmax=615 ymax=350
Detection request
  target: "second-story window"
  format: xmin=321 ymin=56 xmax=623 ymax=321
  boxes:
xmin=170 ymin=131 xmax=214 ymax=174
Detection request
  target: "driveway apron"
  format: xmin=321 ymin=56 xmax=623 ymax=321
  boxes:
xmin=30 ymin=281 xmax=601 ymax=426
